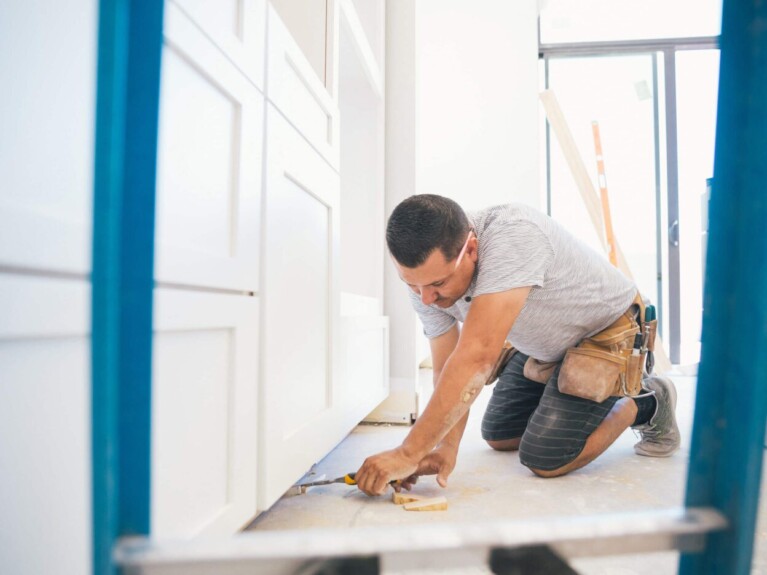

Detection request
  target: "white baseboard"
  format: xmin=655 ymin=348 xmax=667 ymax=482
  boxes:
xmin=364 ymin=389 xmax=416 ymax=424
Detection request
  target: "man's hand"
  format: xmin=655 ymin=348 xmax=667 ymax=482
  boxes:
xmin=400 ymin=444 xmax=458 ymax=491
xmin=355 ymin=446 xmax=419 ymax=496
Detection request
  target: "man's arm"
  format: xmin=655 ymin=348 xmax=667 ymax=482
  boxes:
xmin=355 ymin=286 xmax=531 ymax=495
xmin=397 ymin=324 xmax=466 ymax=490
xmin=430 ymin=325 xmax=466 ymax=450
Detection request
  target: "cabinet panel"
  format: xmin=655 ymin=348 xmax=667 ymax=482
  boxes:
xmin=269 ymin=0 xmax=328 ymax=83
xmin=274 ymin=181 xmax=331 ymax=432
xmin=152 ymin=288 xmax=258 ymax=537
xmin=172 ymin=0 xmax=266 ymax=90
xmin=267 ymin=5 xmax=340 ymax=171
xmin=0 ymin=2 xmax=97 ymax=274
xmin=260 ymin=106 xmax=342 ymax=509
xmin=156 ymin=3 xmax=264 ymax=292
xmin=339 ymin=315 xmax=389 ymax=424
xmin=0 ymin=275 xmax=90 ymax=575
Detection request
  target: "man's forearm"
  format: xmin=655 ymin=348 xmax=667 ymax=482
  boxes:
xmin=438 ymin=410 xmax=469 ymax=450
xmin=430 ymin=369 xmax=470 ymax=450
xmin=401 ymin=351 xmax=492 ymax=460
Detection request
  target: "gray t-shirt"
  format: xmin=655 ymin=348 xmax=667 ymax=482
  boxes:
xmin=408 ymin=203 xmax=637 ymax=362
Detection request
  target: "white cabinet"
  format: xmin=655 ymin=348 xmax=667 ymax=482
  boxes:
xmin=336 ymin=0 xmax=391 ymax=421
xmin=151 ymin=0 xmax=264 ymax=535
xmin=0 ymin=1 xmax=97 ymax=275
xmin=0 ymin=276 xmax=91 ymax=575
xmin=0 ymin=2 xmax=96 ymax=573
xmin=339 ymin=314 xmax=389 ymax=425
xmin=255 ymin=0 xmax=389 ymax=508
xmin=267 ymin=5 xmax=340 ymax=170
xmin=259 ymin=106 xmax=342 ymax=509
xmin=152 ymin=288 xmax=259 ymax=537
xmin=172 ymin=0 xmax=266 ymax=90
xmin=155 ymin=2 xmax=265 ymax=292
xmin=269 ymin=0 xmax=328 ymax=84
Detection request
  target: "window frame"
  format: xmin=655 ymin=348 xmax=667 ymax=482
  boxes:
xmin=539 ymin=29 xmax=719 ymax=364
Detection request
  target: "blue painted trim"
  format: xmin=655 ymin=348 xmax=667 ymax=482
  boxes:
xmin=92 ymin=0 xmax=163 ymax=573
xmin=92 ymin=1 xmax=129 ymax=572
xmin=679 ymin=0 xmax=767 ymax=573
xmin=118 ymin=0 xmax=164 ymax=538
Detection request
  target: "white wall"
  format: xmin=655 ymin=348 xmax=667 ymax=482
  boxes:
xmin=417 ymin=0 xmax=540 ymax=212
xmin=372 ymin=0 xmax=421 ymax=423
xmin=379 ymin=0 xmax=541 ymax=420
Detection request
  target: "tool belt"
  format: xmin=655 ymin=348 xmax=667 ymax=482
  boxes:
xmin=483 ymin=340 xmax=517 ymax=386
xmin=523 ymin=293 xmax=658 ymax=403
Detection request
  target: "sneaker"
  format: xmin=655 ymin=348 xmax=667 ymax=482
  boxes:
xmin=633 ymin=375 xmax=681 ymax=457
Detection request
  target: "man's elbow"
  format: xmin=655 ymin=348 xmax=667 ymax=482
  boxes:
xmin=456 ymin=344 xmax=499 ymax=375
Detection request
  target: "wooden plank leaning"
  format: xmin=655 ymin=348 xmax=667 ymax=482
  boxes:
xmin=539 ymin=89 xmax=672 ymax=374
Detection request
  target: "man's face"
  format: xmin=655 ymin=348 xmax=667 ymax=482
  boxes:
xmin=395 ymin=232 xmax=477 ymax=308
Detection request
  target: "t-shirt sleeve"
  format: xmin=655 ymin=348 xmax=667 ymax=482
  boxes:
xmin=407 ymin=289 xmax=457 ymax=339
xmin=474 ymin=219 xmax=554 ymax=296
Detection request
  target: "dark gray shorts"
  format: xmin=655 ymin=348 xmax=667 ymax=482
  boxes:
xmin=481 ymin=351 xmax=620 ymax=471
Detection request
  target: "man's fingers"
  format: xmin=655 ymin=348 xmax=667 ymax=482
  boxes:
xmin=356 ymin=459 xmax=389 ymax=496
xmin=372 ymin=473 xmax=390 ymax=496
xmin=356 ymin=460 xmax=375 ymax=496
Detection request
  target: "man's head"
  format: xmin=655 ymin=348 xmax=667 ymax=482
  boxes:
xmin=386 ymin=194 xmax=477 ymax=308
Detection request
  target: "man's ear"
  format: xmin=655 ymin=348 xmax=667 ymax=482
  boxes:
xmin=468 ymin=233 xmax=479 ymax=262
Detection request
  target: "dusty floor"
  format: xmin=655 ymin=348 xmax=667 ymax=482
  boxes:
xmin=250 ymin=372 xmax=767 ymax=574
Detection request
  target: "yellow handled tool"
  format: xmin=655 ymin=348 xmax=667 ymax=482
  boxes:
xmin=295 ymin=472 xmax=358 ymax=489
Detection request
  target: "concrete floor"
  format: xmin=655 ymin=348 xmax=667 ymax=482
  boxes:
xmin=249 ymin=372 xmax=767 ymax=574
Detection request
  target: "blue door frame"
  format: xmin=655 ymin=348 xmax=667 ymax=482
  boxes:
xmin=89 ymin=0 xmax=767 ymax=574
xmin=679 ymin=0 xmax=767 ymax=573
xmin=91 ymin=0 xmax=163 ymax=573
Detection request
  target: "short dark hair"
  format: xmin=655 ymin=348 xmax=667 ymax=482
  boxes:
xmin=386 ymin=194 xmax=470 ymax=268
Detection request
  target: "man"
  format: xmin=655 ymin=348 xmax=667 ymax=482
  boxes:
xmin=354 ymin=194 xmax=680 ymax=496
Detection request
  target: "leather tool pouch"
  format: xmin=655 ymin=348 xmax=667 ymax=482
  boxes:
xmin=523 ymin=357 xmax=559 ymax=384
xmin=484 ymin=341 xmax=517 ymax=386
xmin=558 ymin=296 xmax=650 ymax=403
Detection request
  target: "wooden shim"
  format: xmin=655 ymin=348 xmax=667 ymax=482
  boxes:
xmin=392 ymin=492 xmax=423 ymax=505
xmin=403 ymin=496 xmax=448 ymax=512
xmin=540 ymin=90 xmax=673 ymax=374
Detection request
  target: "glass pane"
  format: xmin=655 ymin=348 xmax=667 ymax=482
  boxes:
xmin=676 ymin=50 xmax=720 ymax=365
xmin=540 ymin=0 xmax=722 ymax=44
xmin=547 ymin=54 xmax=660 ymax=310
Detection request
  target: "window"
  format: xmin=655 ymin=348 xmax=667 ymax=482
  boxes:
xmin=539 ymin=3 xmax=721 ymax=365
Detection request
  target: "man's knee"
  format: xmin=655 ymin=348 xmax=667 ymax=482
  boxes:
xmin=519 ymin=435 xmax=580 ymax=476
xmin=526 ymin=465 xmax=571 ymax=478
xmin=486 ymin=437 xmax=521 ymax=451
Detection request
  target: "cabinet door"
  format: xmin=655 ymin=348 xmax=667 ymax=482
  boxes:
xmin=171 ymin=0 xmax=266 ymax=90
xmin=339 ymin=314 xmax=390 ymax=427
xmin=267 ymin=5 xmax=340 ymax=170
xmin=152 ymin=288 xmax=258 ymax=537
xmin=0 ymin=1 xmax=97 ymax=275
xmin=155 ymin=2 xmax=264 ymax=292
xmin=0 ymin=275 xmax=91 ymax=575
xmin=259 ymin=106 xmax=342 ymax=509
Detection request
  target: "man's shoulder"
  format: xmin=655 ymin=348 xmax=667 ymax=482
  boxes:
xmin=473 ymin=204 xmax=552 ymax=248
xmin=472 ymin=203 xmax=548 ymax=232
